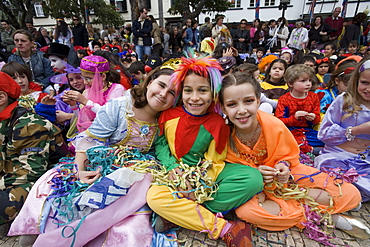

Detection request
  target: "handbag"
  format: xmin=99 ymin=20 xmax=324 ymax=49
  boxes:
xmin=321 ymin=26 xmax=330 ymax=42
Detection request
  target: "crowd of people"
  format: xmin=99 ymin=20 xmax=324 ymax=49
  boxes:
xmin=0 ymin=5 xmax=370 ymax=247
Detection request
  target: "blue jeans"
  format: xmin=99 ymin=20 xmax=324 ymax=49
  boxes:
xmin=136 ymin=45 xmax=151 ymax=61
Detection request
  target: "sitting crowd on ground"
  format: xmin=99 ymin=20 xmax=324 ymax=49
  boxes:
xmin=1 ymin=6 xmax=370 ymax=247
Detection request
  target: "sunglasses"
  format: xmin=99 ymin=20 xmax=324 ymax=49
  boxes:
xmin=241 ymin=22 xmax=247 ymax=24
xmin=73 ymin=19 xmax=79 ymax=21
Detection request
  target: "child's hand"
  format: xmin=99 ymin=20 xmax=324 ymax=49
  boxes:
xmin=304 ymin=113 xmax=316 ymax=122
xmin=56 ymin=110 xmax=73 ymax=123
xmin=64 ymin=90 xmax=88 ymax=105
xmin=258 ymin=165 xmax=276 ymax=183
xmin=223 ymin=47 xmax=234 ymax=57
xmin=169 ymin=167 xmax=196 ymax=200
xmin=78 ymin=170 xmax=101 ymax=184
xmin=274 ymin=163 xmax=290 ymax=183
xmin=295 ymin=111 xmax=308 ymax=120
xmin=41 ymin=95 xmax=56 ymax=105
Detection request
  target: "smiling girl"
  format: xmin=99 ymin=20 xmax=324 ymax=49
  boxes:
xmin=147 ymin=56 xmax=262 ymax=247
xmin=219 ymin=71 xmax=365 ymax=244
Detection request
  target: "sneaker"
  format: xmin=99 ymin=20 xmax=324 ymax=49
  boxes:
xmin=154 ymin=216 xmax=179 ymax=233
xmin=0 ymin=222 xmax=11 ymax=237
xmin=222 ymin=221 xmax=253 ymax=247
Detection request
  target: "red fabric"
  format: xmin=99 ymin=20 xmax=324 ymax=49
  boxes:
xmin=40 ymin=46 xmax=49 ymax=53
xmin=275 ymin=92 xmax=321 ymax=127
xmin=0 ymin=101 xmax=18 ymax=122
xmin=36 ymin=92 xmax=49 ymax=103
xmin=113 ymin=65 xmax=131 ymax=90
xmin=158 ymin=105 xmax=229 ymax=158
xmin=29 ymin=81 xmax=43 ymax=91
xmin=0 ymin=71 xmax=21 ymax=99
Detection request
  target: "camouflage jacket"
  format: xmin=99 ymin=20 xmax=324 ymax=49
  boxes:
xmin=0 ymin=107 xmax=65 ymax=190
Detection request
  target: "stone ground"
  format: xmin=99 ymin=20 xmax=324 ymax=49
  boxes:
xmin=1 ymin=202 xmax=370 ymax=247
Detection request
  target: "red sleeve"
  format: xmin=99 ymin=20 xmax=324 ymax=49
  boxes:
xmin=275 ymin=94 xmax=299 ymax=126
xmin=310 ymin=92 xmax=321 ymax=125
xmin=37 ymin=92 xmax=48 ymax=103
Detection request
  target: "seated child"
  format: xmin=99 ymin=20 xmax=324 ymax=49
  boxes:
xmin=275 ymin=64 xmax=324 ymax=150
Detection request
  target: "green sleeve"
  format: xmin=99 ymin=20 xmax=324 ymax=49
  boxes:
xmin=155 ymin=134 xmax=179 ymax=171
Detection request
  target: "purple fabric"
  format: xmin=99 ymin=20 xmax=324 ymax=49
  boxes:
xmin=55 ymin=89 xmax=73 ymax=113
xmin=80 ymin=55 xmax=110 ymax=73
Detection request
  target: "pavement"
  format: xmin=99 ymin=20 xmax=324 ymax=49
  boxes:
xmin=2 ymin=202 xmax=370 ymax=247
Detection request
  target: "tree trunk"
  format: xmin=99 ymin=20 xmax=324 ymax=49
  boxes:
xmin=129 ymin=0 xmax=138 ymax=21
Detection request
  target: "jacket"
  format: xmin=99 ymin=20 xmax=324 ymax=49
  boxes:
xmin=132 ymin=18 xmax=153 ymax=46
xmin=183 ymin=28 xmax=200 ymax=50
xmin=8 ymin=50 xmax=54 ymax=87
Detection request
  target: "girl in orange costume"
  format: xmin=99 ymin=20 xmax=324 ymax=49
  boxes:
xmin=219 ymin=71 xmax=368 ymax=243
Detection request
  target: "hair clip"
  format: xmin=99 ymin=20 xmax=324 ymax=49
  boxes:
xmin=359 ymin=60 xmax=370 ymax=72
xmin=316 ymin=57 xmax=329 ymax=64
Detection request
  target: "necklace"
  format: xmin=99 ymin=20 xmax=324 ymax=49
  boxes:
xmin=236 ymin=123 xmax=260 ymax=147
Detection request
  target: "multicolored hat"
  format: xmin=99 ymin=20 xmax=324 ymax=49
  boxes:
xmin=80 ymin=55 xmax=110 ymax=73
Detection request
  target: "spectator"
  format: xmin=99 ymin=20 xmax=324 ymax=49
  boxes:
xmin=25 ymin=21 xmax=39 ymax=41
xmin=183 ymin=19 xmax=200 ymax=51
xmin=0 ymin=20 xmax=16 ymax=53
xmin=149 ymin=15 xmax=161 ymax=55
xmin=132 ymin=7 xmax=152 ymax=61
xmin=53 ymin=18 xmax=73 ymax=47
xmin=199 ymin=17 xmax=212 ymax=40
xmin=287 ymin=19 xmax=309 ymax=51
xmin=36 ymin=27 xmax=52 ymax=48
xmin=87 ymin=24 xmax=99 ymax=42
xmin=233 ymin=19 xmax=250 ymax=54
xmin=8 ymin=30 xmax=54 ymax=89
xmin=169 ymin=26 xmax=182 ymax=53
xmin=324 ymin=7 xmax=344 ymax=41
xmin=72 ymin=15 xmax=88 ymax=47
xmin=271 ymin=17 xmax=290 ymax=52
xmin=308 ymin=16 xmax=332 ymax=51
xmin=340 ymin=12 xmax=368 ymax=49
xmin=212 ymin=16 xmax=233 ymax=46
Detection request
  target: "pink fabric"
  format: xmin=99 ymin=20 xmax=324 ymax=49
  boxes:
xmin=9 ymin=169 xmax=152 ymax=247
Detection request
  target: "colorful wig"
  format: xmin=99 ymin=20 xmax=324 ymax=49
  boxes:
xmin=171 ymin=56 xmax=223 ymax=106
xmin=258 ymin=54 xmax=279 ymax=73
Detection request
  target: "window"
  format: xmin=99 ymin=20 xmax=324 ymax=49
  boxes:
xmin=250 ymin=0 xmax=255 ymax=7
xmin=265 ymin=0 xmax=275 ymax=6
xmin=146 ymin=0 xmax=151 ymax=10
xmin=229 ymin=0 xmax=241 ymax=8
xmin=114 ymin=0 xmax=127 ymax=12
xmin=34 ymin=2 xmax=45 ymax=17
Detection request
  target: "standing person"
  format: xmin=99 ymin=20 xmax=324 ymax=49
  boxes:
xmin=169 ymin=26 xmax=182 ymax=53
xmin=147 ymin=56 xmax=263 ymax=247
xmin=132 ymin=7 xmax=152 ymax=61
xmin=315 ymin=58 xmax=370 ymax=203
xmin=249 ymin=18 xmax=260 ymax=44
xmin=233 ymin=19 xmax=250 ymax=54
xmin=162 ymin=27 xmax=170 ymax=54
xmin=72 ymin=15 xmax=88 ymax=48
xmin=36 ymin=27 xmax=52 ymax=48
xmin=287 ymin=19 xmax=309 ymax=51
xmin=219 ymin=72 xmax=365 ymax=244
xmin=0 ymin=71 xmax=67 ymax=236
xmin=53 ymin=18 xmax=73 ymax=47
xmin=308 ymin=16 xmax=332 ymax=51
xmin=25 ymin=21 xmax=39 ymax=41
xmin=340 ymin=12 xmax=368 ymax=49
xmin=183 ymin=19 xmax=200 ymax=51
xmin=8 ymin=30 xmax=54 ymax=89
xmin=324 ymin=7 xmax=344 ymax=42
xmin=199 ymin=17 xmax=212 ymax=41
xmin=87 ymin=24 xmax=99 ymax=42
xmin=149 ymin=15 xmax=161 ymax=55
xmin=272 ymin=17 xmax=290 ymax=51
xmin=0 ymin=20 xmax=16 ymax=53
xmin=212 ymin=16 xmax=233 ymax=46
xmin=251 ymin=21 xmax=268 ymax=49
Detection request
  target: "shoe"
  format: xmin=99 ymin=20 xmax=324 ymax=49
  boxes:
xmin=0 ymin=222 xmax=11 ymax=237
xmin=338 ymin=214 xmax=370 ymax=239
xmin=222 ymin=221 xmax=253 ymax=247
xmin=19 ymin=235 xmax=38 ymax=247
xmin=154 ymin=216 xmax=179 ymax=233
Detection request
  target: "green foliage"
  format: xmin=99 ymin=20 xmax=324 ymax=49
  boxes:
xmin=44 ymin=0 xmax=124 ymax=26
xmin=168 ymin=0 xmax=231 ymax=19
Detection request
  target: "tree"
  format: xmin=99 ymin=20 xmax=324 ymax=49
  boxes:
xmin=44 ymin=0 xmax=124 ymax=27
xmin=0 ymin=0 xmax=34 ymax=29
xmin=0 ymin=0 xmax=124 ymax=29
xmin=168 ymin=0 xmax=231 ymax=21
xmin=129 ymin=0 xmax=146 ymax=22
